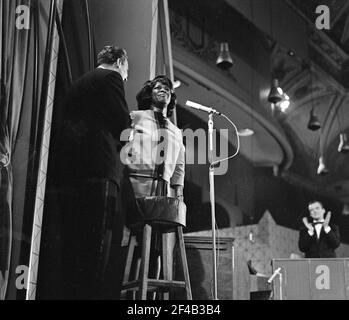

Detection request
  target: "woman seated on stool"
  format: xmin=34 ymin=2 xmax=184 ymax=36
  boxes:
xmin=124 ymin=75 xmax=185 ymax=200
xmin=121 ymin=75 xmax=186 ymax=286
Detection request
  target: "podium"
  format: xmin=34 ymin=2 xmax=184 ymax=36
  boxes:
xmin=250 ymin=275 xmax=272 ymax=300
xmin=271 ymin=258 xmax=349 ymax=300
xmin=182 ymin=236 xmax=236 ymax=300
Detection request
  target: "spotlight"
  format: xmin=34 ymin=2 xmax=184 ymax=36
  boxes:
xmin=173 ymin=80 xmax=181 ymax=89
xmin=237 ymin=128 xmax=254 ymax=137
xmin=338 ymin=133 xmax=349 ymax=153
xmin=317 ymin=156 xmax=329 ymax=175
xmin=288 ymin=50 xmax=295 ymax=57
xmin=342 ymin=203 xmax=349 ymax=215
xmin=268 ymin=79 xmax=283 ymax=104
xmin=216 ymin=42 xmax=234 ymax=70
xmin=307 ymin=108 xmax=321 ymax=131
xmin=278 ymin=93 xmax=290 ymax=112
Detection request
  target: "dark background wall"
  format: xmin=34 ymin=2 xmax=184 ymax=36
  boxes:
xmin=177 ymin=106 xmax=348 ymax=242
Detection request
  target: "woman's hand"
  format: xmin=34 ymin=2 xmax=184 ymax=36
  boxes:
xmin=173 ymin=185 xmax=184 ymax=201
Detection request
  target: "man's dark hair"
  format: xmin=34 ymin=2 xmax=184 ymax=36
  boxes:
xmin=97 ymin=45 xmax=128 ymax=66
xmin=136 ymin=75 xmax=177 ymax=117
xmin=308 ymin=200 xmax=324 ymax=208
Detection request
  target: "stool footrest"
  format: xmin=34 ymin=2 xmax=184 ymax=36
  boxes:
xmin=122 ymin=224 xmax=192 ymax=299
xmin=122 ymin=279 xmax=186 ymax=292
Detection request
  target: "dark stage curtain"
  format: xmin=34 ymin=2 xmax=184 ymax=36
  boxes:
xmin=0 ymin=0 xmax=33 ymax=299
xmin=36 ymin=0 xmax=98 ymax=299
xmin=0 ymin=0 xmax=58 ymax=299
xmin=37 ymin=0 xmax=129 ymax=299
xmin=1 ymin=0 xmax=125 ymax=299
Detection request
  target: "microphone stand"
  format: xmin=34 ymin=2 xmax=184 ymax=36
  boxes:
xmin=208 ymin=112 xmax=218 ymax=300
xmin=185 ymin=101 xmax=240 ymax=300
xmin=186 ymin=100 xmax=240 ymax=300
xmin=267 ymin=267 xmax=283 ymax=300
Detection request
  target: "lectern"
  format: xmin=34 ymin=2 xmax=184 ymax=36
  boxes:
xmin=271 ymin=258 xmax=349 ymax=300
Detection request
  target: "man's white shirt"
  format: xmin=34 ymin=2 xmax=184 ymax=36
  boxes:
xmin=308 ymin=220 xmax=331 ymax=238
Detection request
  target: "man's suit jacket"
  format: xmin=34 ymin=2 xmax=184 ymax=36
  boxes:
xmin=55 ymin=68 xmax=129 ymax=188
xmin=298 ymin=223 xmax=340 ymax=258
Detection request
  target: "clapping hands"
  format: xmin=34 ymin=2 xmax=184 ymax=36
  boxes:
xmin=303 ymin=211 xmax=331 ymax=232
xmin=323 ymin=211 xmax=332 ymax=229
xmin=302 ymin=217 xmax=314 ymax=233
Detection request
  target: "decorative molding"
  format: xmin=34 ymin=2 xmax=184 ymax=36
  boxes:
xmin=169 ymin=10 xmax=237 ymax=82
xmin=285 ymin=0 xmax=349 ymax=87
xmin=173 ymin=56 xmax=294 ymax=170
xmin=309 ymin=30 xmax=345 ymax=70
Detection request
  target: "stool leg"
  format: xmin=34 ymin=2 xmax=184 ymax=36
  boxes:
xmin=177 ymin=226 xmax=192 ymax=300
xmin=132 ymin=257 xmax=141 ymax=300
xmin=123 ymin=235 xmax=137 ymax=285
xmin=137 ymin=224 xmax=152 ymax=300
xmin=162 ymin=232 xmax=175 ymax=300
xmin=151 ymin=255 xmax=161 ymax=300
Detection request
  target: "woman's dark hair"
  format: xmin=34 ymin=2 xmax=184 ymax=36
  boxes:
xmin=136 ymin=75 xmax=177 ymax=117
xmin=97 ymin=45 xmax=128 ymax=66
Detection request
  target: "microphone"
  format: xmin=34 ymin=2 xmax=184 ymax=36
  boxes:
xmin=267 ymin=267 xmax=282 ymax=283
xmin=185 ymin=100 xmax=221 ymax=115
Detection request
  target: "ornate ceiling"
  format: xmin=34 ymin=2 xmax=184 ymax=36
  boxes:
xmin=276 ymin=0 xmax=349 ymax=202
xmin=290 ymin=0 xmax=349 ymax=53
xmin=169 ymin=0 xmax=349 ymax=204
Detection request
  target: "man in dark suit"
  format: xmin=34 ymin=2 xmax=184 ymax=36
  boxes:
xmin=298 ymin=200 xmax=340 ymax=258
xmin=54 ymin=45 xmax=130 ymax=299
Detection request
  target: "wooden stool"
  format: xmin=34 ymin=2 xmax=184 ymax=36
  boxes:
xmin=121 ymin=198 xmax=192 ymax=300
